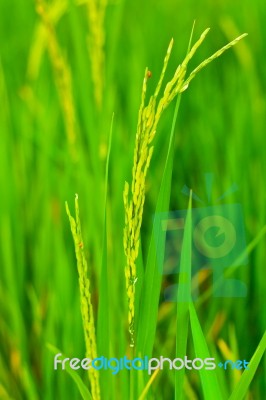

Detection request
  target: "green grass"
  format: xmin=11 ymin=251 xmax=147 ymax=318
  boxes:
xmin=0 ymin=0 xmax=266 ymax=399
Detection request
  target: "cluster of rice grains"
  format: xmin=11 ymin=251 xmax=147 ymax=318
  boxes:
xmin=35 ymin=0 xmax=78 ymax=160
xmin=66 ymin=196 xmax=101 ymax=400
xmin=85 ymin=0 xmax=107 ymax=109
xmin=35 ymin=0 xmax=107 ymax=161
xmin=65 ymin=26 xmax=247 ymax=399
xmin=123 ymin=28 xmax=247 ymax=348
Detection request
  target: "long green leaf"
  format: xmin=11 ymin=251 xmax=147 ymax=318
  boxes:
xmin=47 ymin=344 xmax=93 ymax=400
xmin=175 ymin=193 xmax=192 ymax=400
xmin=197 ymin=224 xmax=266 ymax=307
xmin=96 ymin=114 xmax=114 ymax=398
xmin=189 ymin=304 xmax=224 ymax=400
xmin=136 ymin=92 xmax=182 ymax=358
xmin=137 ymin=23 xmax=196 ymax=359
xmin=228 ymin=331 xmax=266 ymax=400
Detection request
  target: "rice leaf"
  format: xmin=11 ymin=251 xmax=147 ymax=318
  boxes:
xmin=47 ymin=344 xmax=93 ymax=400
xmin=228 ymin=331 xmax=266 ymax=400
xmin=189 ymin=304 xmax=224 ymax=400
xmin=136 ymin=91 xmax=182 ymax=357
xmin=137 ymin=23 xmax=196 ymax=359
xmin=96 ymin=113 xmax=114 ymax=398
xmin=175 ymin=193 xmax=192 ymax=400
xmin=138 ymin=369 xmax=160 ymax=400
xmin=197 ymin=224 xmax=266 ymax=306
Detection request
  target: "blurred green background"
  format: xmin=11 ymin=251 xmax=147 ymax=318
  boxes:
xmin=0 ymin=0 xmax=265 ymax=399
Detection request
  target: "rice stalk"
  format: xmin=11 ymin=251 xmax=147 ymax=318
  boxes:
xmin=182 ymin=32 xmax=248 ymax=90
xmin=27 ymin=0 xmax=68 ymax=82
xmin=123 ymin=28 xmax=247 ymax=348
xmin=35 ymin=0 xmax=78 ymax=161
xmin=85 ymin=0 xmax=107 ymax=109
xmin=65 ymin=195 xmax=100 ymax=400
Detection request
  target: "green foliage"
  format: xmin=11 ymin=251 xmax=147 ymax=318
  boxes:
xmin=0 ymin=0 xmax=265 ymax=399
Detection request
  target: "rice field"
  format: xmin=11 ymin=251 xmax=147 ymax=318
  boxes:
xmin=0 ymin=0 xmax=265 ymax=399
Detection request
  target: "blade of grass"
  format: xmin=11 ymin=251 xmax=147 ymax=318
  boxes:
xmin=138 ymin=368 xmax=160 ymax=400
xmin=228 ymin=331 xmax=266 ymax=400
xmin=197 ymin=224 xmax=266 ymax=306
xmin=175 ymin=192 xmax=192 ymax=400
xmin=97 ymin=113 xmax=114 ymax=398
xmin=189 ymin=303 xmax=224 ymax=400
xmin=137 ymin=23 xmax=196 ymax=359
xmin=136 ymin=91 xmax=182 ymax=357
xmin=47 ymin=344 xmax=93 ymax=400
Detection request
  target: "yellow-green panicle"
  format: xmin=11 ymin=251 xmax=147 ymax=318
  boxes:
xmin=65 ymin=195 xmax=100 ymax=400
xmin=123 ymin=28 xmax=247 ymax=348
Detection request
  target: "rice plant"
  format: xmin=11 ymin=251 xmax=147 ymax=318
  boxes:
xmin=0 ymin=0 xmax=266 ymax=399
xmin=123 ymin=28 xmax=247 ymax=349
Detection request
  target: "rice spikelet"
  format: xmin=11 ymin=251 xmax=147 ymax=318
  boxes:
xmin=123 ymin=29 xmax=247 ymax=347
xmin=66 ymin=195 xmax=100 ymax=400
xmin=85 ymin=0 xmax=107 ymax=109
xmin=35 ymin=0 xmax=78 ymax=161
